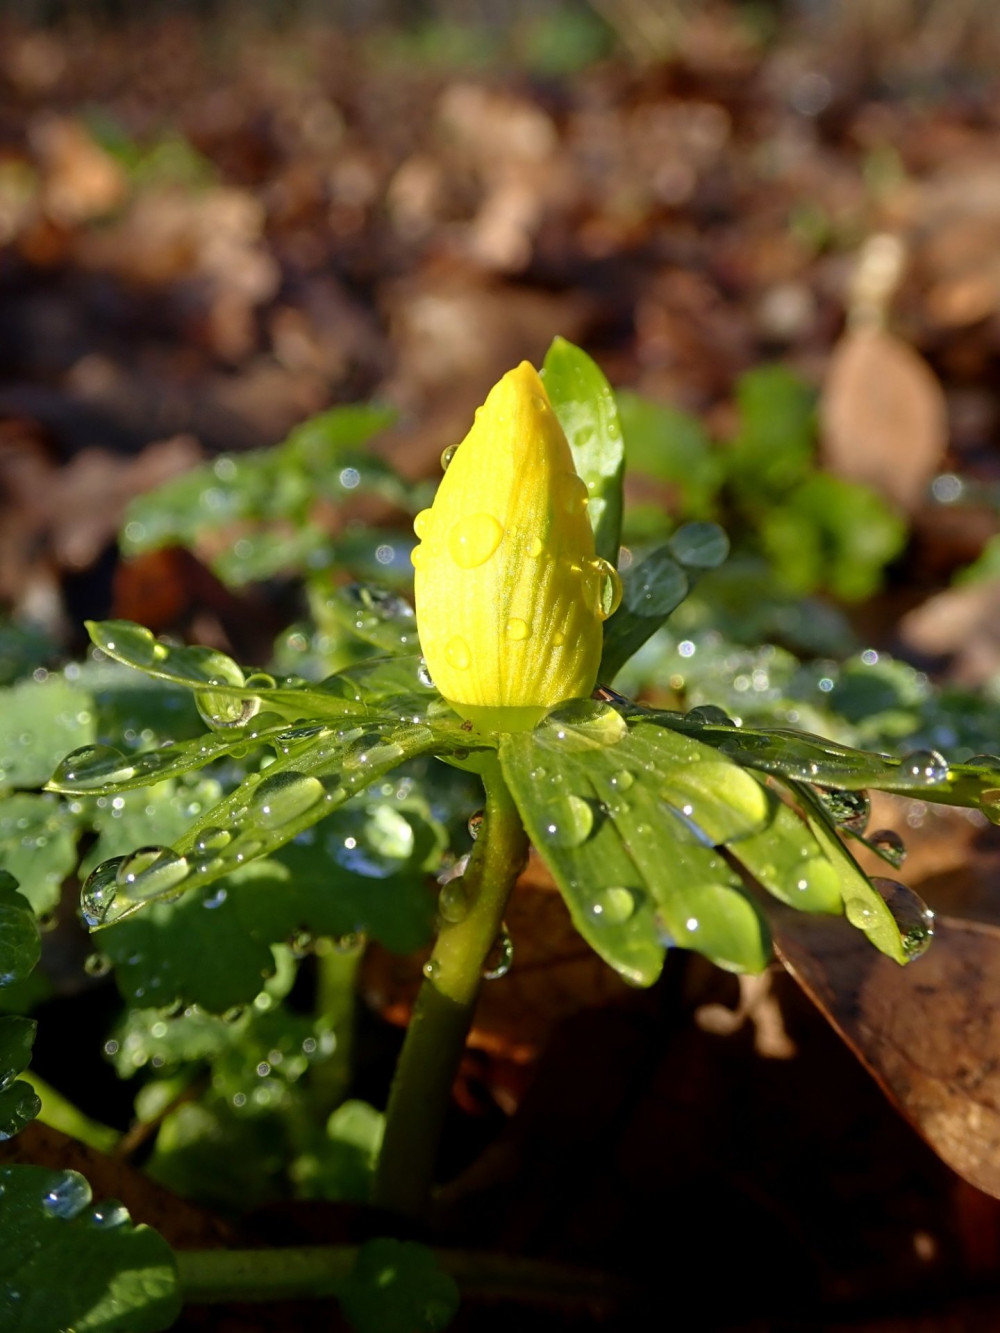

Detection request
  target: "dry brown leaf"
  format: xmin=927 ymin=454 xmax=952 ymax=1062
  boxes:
xmin=774 ymin=906 xmax=1000 ymax=1201
xmin=900 ymin=581 xmax=1000 ymax=685
xmin=821 ymin=326 xmax=947 ymax=512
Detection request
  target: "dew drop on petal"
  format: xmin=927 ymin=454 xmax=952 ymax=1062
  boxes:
xmin=527 ymin=536 xmax=544 ymax=558
xmin=448 ymin=513 xmax=503 ymax=569
xmin=440 ymin=444 xmax=459 ymax=471
xmin=445 ymin=636 xmax=471 ymax=670
xmin=505 ymin=617 xmax=530 ymax=641
xmin=413 ymin=508 xmax=434 ymax=539
xmin=592 ymin=558 xmax=623 ymax=620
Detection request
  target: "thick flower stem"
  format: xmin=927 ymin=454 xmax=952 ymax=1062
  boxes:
xmin=373 ymin=759 xmax=528 ymax=1220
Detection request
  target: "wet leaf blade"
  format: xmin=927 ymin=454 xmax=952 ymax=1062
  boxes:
xmin=542 ymin=336 xmax=625 ymax=565
xmin=0 ymin=1165 xmax=180 ymax=1332
xmin=0 ymin=873 xmax=41 ymax=988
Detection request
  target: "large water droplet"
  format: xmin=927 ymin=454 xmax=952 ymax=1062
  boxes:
xmin=42 ymin=1172 xmax=91 ymax=1220
xmin=448 ymin=513 xmax=503 ymax=569
xmin=543 ymin=794 xmax=594 ymax=848
xmin=872 ymin=877 xmax=935 ymax=959
xmin=413 ymin=508 xmax=434 ymax=539
xmin=88 ymin=1201 xmax=129 ymax=1229
xmin=116 ymin=846 xmax=189 ymax=900
xmin=591 ymin=886 xmax=636 ymax=925
xmin=438 ymin=878 xmax=470 ymax=924
xmin=194 ymin=827 xmax=231 ymax=853
xmin=867 ymin=828 xmax=906 ymax=869
xmin=440 ymin=444 xmax=459 ymax=470
xmin=505 ymin=617 xmax=530 ymax=641
xmin=80 ymin=858 xmax=127 ymax=928
xmin=195 ymin=689 xmax=260 ymax=730
xmin=817 ymin=786 xmax=871 ymax=834
xmin=610 ymin=769 xmax=634 ymax=791
xmin=543 ymin=699 xmax=628 ymax=750
xmin=254 ymin=772 xmax=325 ymax=829
xmin=467 ymin=810 xmax=484 ymax=840
xmin=592 ymin=558 xmax=623 ymax=620
xmin=844 ymin=896 xmax=878 ymax=932
xmin=898 ymin=749 xmax=950 ymax=786
xmin=51 ymin=744 xmax=136 ymax=789
xmin=482 ymin=926 xmax=514 ymax=980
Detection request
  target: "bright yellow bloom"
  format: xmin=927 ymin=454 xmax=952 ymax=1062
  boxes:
xmin=412 ymin=361 xmax=621 ymax=731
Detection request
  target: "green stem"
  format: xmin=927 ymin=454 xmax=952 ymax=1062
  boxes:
xmin=24 ymin=1071 xmax=120 ymax=1155
xmin=373 ymin=758 xmax=527 ymax=1219
xmin=177 ymin=1245 xmax=628 ymax=1308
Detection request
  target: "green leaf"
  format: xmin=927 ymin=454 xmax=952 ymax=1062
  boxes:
xmin=339 ymin=1239 xmax=459 ymax=1333
xmin=725 ymin=798 xmax=844 ymax=915
xmin=500 ymin=702 xmax=771 ymax=983
xmin=0 ymin=793 xmax=79 ymax=915
xmin=0 ymin=1165 xmax=180 ymax=1332
xmin=616 ymin=390 xmax=724 ymax=516
xmin=0 ymin=872 xmax=41 ymax=988
xmin=0 ymin=675 xmax=96 ymax=790
xmin=600 ymin=545 xmax=689 ymax=682
xmin=727 ymin=365 xmax=816 ymax=498
xmin=295 ymin=1100 xmax=385 ymax=1203
xmin=542 ymin=336 xmax=625 ymax=564
xmin=322 ymin=585 xmax=420 ymax=656
xmin=0 ymin=1016 xmax=40 ymax=1141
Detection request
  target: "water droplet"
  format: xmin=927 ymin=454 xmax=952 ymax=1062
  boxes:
xmin=899 ymin=749 xmax=950 ymax=786
xmin=505 ymin=617 xmax=530 ymax=641
xmin=195 ymin=689 xmax=260 ymax=730
xmin=88 ymin=1200 xmax=129 ymax=1229
xmin=687 ymin=705 xmax=736 ymax=726
xmin=844 ymin=897 xmax=878 ymax=931
xmin=592 ymin=558 xmax=623 ymax=620
xmin=591 ymin=886 xmax=636 ymax=925
xmin=440 ymin=444 xmax=459 ymax=470
xmin=289 ymin=929 xmax=314 ymax=958
xmin=422 ymin=958 xmax=441 ymax=981
xmin=80 ymin=857 xmax=127 ymax=928
xmin=552 ymin=631 xmax=565 ymax=646
xmin=867 ymin=828 xmax=906 ymax=869
xmin=468 ymin=810 xmax=484 ymax=840
xmin=116 ymin=846 xmax=189 ymax=900
xmin=222 ymin=1005 xmax=247 ymax=1025
xmin=417 ymin=658 xmax=435 ymax=689
xmin=42 ymin=1173 xmax=91 ymax=1220
xmin=448 ymin=513 xmax=503 ymax=569
xmin=414 ymin=508 xmax=434 ymax=539
xmin=203 ymin=886 xmax=228 ymax=910
xmin=445 ymin=636 xmax=471 ymax=670
xmin=527 ymin=535 xmax=544 ymax=558
xmin=872 ymin=877 xmax=935 ymax=959
xmin=194 ymin=827 xmax=231 ymax=853
xmin=610 ymin=769 xmax=634 ymax=791
xmin=51 ymin=744 xmax=136 ymax=789
xmin=482 ymin=926 xmax=513 ymax=980
xmin=543 ymin=699 xmax=628 ymax=750
xmin=254 ymin=772 xmax=325 ymax=828
xmin=817 ymin=786 xmax=871 ymax=834
xmin=83 ymin=952 xmax=111 ymax=978
xmin=439 ymin=878 xmax=470 ymax=924
xmin=543 ymin=794 xmax=594 ymax=847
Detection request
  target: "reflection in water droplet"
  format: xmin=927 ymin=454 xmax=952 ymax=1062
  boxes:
xmin=544 ymin=699 xmax=627 ymax=750
xmin=871 ymin=877 xmax=935 ymax=959
xmin=899 ymin=749 xmax=950 ymax=786
xmin=591 ymin=886 xmax=636 ymax=925
xmin=254 ymin=772 xmax=325 ymax=828
xmin=817 ymin=786 xmax=871 ymax=834
xmin=84 ymin=952 xmax=111 ymax=978
xmin=440 ymin=444 xmax=459 ymax=470
xmin=52 ymin=744 xmax=136 ymax=789
xmin=42 ymin=1173 xmax=91 ymax=1219
xmin=417 ymin=658 xmax=435 ymax=689
xmin=482 ymin=926 xmax=513 ymax=980
xmin=867 ymin=828 xmax=906 ymax=869
xmin=543 ymin=794 xmax=594 ymax=848
xmin=194 ymin=827 xmax=230 ymax=853
xmin=439 ymin=878 xmax=470 ymax=924
xmin=505 ymin=617 xmax=530 ymax=641
xmin=80 ymin=857 xmax=127 ymax=928
xmin=468 ymin=810 xmax=484 ymax=840
xmin=445 ymin=636 xmax=471 ymax=670
xmin=195 ymin=689 xmax=260 ymax=730
xmin=116 ymin=846 xmax=189 ymax=901
xmin=448 ymin=513 xmax=503 ymax=569
xmin=592 ymin=558 xmax=623 ymax=620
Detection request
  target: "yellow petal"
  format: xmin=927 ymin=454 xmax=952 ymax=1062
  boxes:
xmin=412 ymin=362 xmax=621 ymax=731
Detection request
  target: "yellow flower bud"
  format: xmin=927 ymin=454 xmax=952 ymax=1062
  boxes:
xmin=412 ymin=361 xmax=622 ymax=731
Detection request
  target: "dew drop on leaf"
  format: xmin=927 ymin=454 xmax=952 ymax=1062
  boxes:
xmin=871 ymin=877 xmax=935 ymax=959
xmin=687 ymin=704 xmax=736 ymax=727
xmin=543 ymin=793 xmax=594 ymax=848
xmin=195 ymin=690 xmax=261 ymax=730
xmin=116 ymin=846 xmax=189 ymax=900
xmin=817 ymin=786 xmax=871 ymax=833
xmin=194 ymin=827 xmax=231 ymax=853
xmin=610 ymin=769 xmax=634 ymax=791
xmin=253 ymin=772 xmax=325 ymax=828
xmin=467 ymin=810 xmax=484 ymax=840
xmin=844 ymin=897 xmax=878 ymax=931
xmin=42 ymin=1172 xmax=91 ymax=1220
xmin=80 ymin=857 xmax=127 ymax=928
xmin=83 ymin=952 xmax=112 ymax=978
xmin=438 ymin=877 xmax=470 ymax=924
xmin=51 ymin=744 xmax=136 ymax=789
xmin=867 ymin=828 xmax=906 ymax=868
xmin=591 ymin=886 xmax=636 ymax=925
xmin=88 ymin=1201 xmax=129 ymax=1229
xmin=544 ymin=699 xmax=627 ymax=750
xmin=899 ymin=749 xmax=950 ymax=786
